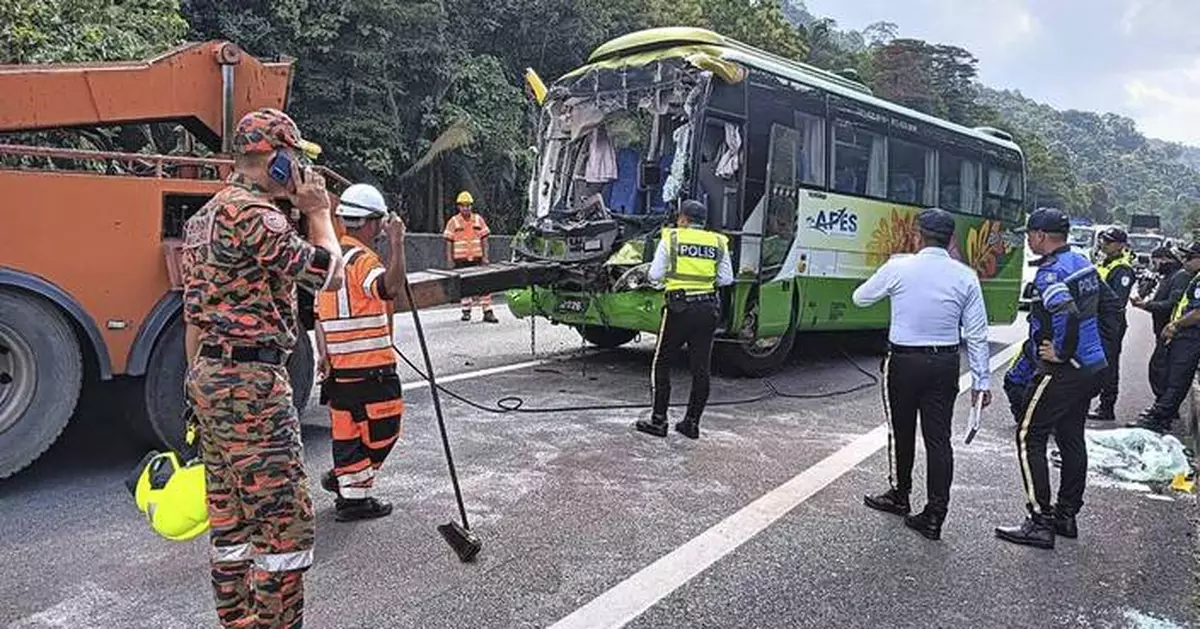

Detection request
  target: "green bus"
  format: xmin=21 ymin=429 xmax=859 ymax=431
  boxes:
xmin=506 ymin=27 xmax=1026 ymax=375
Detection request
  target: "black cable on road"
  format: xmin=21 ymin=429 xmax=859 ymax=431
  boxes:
xmin=391 ymin=344 xmax=881 ymax=415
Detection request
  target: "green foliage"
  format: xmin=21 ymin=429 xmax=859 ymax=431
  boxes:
xmin=0 ymin=0 xmax=188 ymax=63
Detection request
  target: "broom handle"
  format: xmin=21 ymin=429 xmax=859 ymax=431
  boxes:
xmin=402 ymin=281 xmax=471 ymax=530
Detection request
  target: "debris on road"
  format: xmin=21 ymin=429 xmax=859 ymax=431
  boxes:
xmin=1051 ymin=428 xmax=1191 ymax=486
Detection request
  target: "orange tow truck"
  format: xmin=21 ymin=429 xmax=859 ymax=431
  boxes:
xmin=0 ymin=42 xmax=556 ymax=478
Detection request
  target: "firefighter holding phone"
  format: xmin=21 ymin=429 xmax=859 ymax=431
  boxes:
xmin=181 ymin=108 xmax=343 ymax=629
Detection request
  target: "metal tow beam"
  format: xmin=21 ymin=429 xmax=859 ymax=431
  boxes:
xmin=395 ymin=261 xmax=562 ymax=312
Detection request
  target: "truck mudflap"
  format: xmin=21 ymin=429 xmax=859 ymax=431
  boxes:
xmin=401 ymin=261 xmax=563 ymax=312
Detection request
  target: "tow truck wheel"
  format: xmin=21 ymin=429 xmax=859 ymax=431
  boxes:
xmin=0 ymin=290 xmax=83 ymax=478
xmin=137 ymin=317 xmax=317 ymax=452
xmin=575 ymin=325 xmax=638 ymax=349
xmin=714 ymin=324 xmax=797 ymax=377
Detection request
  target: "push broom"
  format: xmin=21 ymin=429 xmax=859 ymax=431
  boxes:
xmin=402 ymin=278 xmax=482 ymax=562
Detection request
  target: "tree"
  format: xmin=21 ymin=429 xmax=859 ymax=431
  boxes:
xmin=0 ymin=0 xmax=188 ymax=64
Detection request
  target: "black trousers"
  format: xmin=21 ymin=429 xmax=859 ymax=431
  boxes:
xmin=883 ymin=350 xmax=959 ymax=517
xmin=1148 ymin=335 xmax=1171 ymax=399
xmin=1096 ymin=322 xmax=1127 ymax=407
xmin=1015 ymin=365 xmax=1100 ymax=517
xmin=1147 ymin=333 xmax=1200 ymax=423
xmin=651 ymin=299 xmax=718 ymax=422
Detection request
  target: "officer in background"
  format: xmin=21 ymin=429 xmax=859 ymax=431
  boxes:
xmin=443 ymin=191 xmax=498 ymax=323
xmin=852 ymin=208 xmax=991 ymax=541
xmin=996 ymin=208 xmax=1107 ymax=550
xmin=1131 ymin=246 xmax=1191 ymax=410
xmin=181 ymin=108 xmax=344 ymax=628
xmin=636 ymin=199 xmax=733 ymax=440
xmin=1131 ymin=241 xmax=1200 ymax=433
xmin=1088 ymin=227 xmax=1135 ymax=421
xmin=315 ymin=184 xmax=409 ymax=521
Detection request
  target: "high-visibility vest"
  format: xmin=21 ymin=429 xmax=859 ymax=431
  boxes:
xmin=1172 ymin=274 xmax=1200 ymax=322
xmin=661 ymin=227 xmax=728 ymax=295
xmin=1096 ymin=250 xmax=1133 ymax=282
xmin=443 ymin=212 xmax=489 ymax=261
xmin=315 ymin=236 xmax=396 ymax=379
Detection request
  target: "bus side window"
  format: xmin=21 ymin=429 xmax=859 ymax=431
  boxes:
xmin=832 ymin=119 xmax=886 ymax=199
xmin=887 ymin=137 xmax=934 ymax=206
xmin=794 ymin=111 xmax=826 ymax=188
xmin=939 ymin=151 xmax=982 ymax=214
xmin=985 ymin=164 xmax=1023 ymax=222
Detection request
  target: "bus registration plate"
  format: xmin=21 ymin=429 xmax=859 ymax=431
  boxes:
xmin=556 ymin=297 xmax=589 ymax=315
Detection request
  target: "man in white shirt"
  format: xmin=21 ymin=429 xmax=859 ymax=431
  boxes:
xmin=852 ymin=207 xmax=992 ymax=541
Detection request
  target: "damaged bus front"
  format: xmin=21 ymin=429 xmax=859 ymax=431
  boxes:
xmin=505 ymin=34 xmax=786 ymax=374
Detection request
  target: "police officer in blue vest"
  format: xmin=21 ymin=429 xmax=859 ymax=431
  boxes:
xmin=1088 ymin=226 xmax=1136 ymax=421
xmin=636 ymin=199 xmax=734 ymax=440
xmin=996 ymin=207 xmax=1107 ymax=550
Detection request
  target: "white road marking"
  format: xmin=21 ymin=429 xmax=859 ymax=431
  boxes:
xmin=546 ymin=340 xmax=1025 ymax=629
xmin=401 ymin=357 xmax=553 ymax=392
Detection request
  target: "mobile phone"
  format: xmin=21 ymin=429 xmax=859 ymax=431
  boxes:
xmin=268 ymin=151 xmax=293 ymax=185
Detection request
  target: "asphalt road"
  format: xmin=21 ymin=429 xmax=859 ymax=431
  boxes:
xmin=1 ymin=307 xmax=1195 ymax=629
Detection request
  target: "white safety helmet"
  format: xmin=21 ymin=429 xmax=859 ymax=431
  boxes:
xmin=336 ymin=183 xmax=388 ymax=219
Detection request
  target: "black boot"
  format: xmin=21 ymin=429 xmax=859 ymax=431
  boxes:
xmin=483 ymin=310 xmax=500 ymax=324
xmin=635 ymin=416 xmax=668 ymax=438
xmin=461 ymin=310 xmax=472 ymax=322
xmin=1087 ymin=402 xmax=1115 ymax=422
xmin=864 ymin=489 xmax=911 ymax=516
xmin=995 ymin=514 xmax=1055 ymax=549
xmin=335 ymin=497 xmax=393 ymax=522
xmin=1053 ymin=506 xmax=1078 ymax=539
xmin=675 ymin=418 xmax=700 ymax=440
xmin=903 ymin=509 xmax=944 ymax=541
xmin=1127 ymin=416 xmax=1171 ymax=433
xmin=321 ymin=469 xmax=340 ymax=496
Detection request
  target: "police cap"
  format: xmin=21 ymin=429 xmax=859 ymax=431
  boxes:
xmin=1176 ymin=241 xmax=1200 ymax=260
xmin=1098 ymin=226 xmax=1128 ymax=243
xmin=916 ymin=207 xmax=955 ymax=237
xmin=680 ymin=199 xmax=709 ymax=225
xmin=1017 ymin=207 xmax=1071 ymax=235
xmin=1151 ymin=245 xmax=1177 ymax=260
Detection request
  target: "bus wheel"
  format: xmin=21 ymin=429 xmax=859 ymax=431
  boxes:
xmin=0 ymin=290 xmax=83 ymax=478
xmin=575 ymin=325 xmax=639 ymax=349
xmin=714 ymin=325 xmax=797 ymax=377
xmin=139 ymin=318 xmax=317 ymax=453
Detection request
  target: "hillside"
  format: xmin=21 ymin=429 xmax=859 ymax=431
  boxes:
xmin=978 ymin=88 xmax=1200 ymax=233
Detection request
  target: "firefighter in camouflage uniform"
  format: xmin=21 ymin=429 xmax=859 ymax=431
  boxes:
xmin=181 ymin=108 xmax=344 ymax=629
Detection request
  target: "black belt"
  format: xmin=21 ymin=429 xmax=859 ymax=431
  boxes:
xmin=199 ymin=344 xmax=287 ymax=365
xmin=329 ymin=365 xmax=397 ymax=381
xmin=666 ymin=290 xmax=716 ymax=303
xmin=889 ymin=343 xmax=959 ymax=355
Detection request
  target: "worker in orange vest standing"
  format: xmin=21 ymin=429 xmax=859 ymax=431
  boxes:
xmin=443 ymin=190 xmax=499 ymax=323
xmin=315 ymin=183 xmax=408 ymax=521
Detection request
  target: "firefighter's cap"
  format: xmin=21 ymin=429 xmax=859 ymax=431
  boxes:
xmin=232 ymin=108 xmax=322 ymax=160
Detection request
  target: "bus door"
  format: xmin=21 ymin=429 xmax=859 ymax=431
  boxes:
xmin=754 ymin=122 xmax=801 ymax=337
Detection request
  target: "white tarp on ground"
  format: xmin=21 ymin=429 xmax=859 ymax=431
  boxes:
xmin=1081 ymin=428 xmax=1191 ymax=484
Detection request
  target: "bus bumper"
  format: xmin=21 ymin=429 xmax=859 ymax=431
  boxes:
xmin=505 ymin=287 xmax=664 ymax=333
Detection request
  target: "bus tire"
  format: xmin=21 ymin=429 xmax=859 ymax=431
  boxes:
xmin=0 ymin=290 xmax=83 ymax=478
xmin=139 ymin=317 xmax=317 ymax=452
xmin=575 ymin=325 xmax=638 ymax=349
xmin=714 ymin=324 xmax=797 ymax=377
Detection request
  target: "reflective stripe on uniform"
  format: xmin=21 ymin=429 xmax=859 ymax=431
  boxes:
xmin=881 ymin=354 xmax=895 ymax=490
xmin=336 ymin=247 xmax=363 ymax=318
xmin=1017 ymin=375 xmax=1053 ymax=515
xmin=254 ymin=549 xmax=313 ymax=572
xmin=326 ymin=336 xmax=393 ymax=355
xmin=362 ymin=267 xmax=385 ymax=295
xmin=211 ymin=543 xmax=253 ymax=563
xmin=320 ymin=314 xmax=390 ymax=333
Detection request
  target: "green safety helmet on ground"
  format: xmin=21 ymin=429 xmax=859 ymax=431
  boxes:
xmin=125 ymin=407 xmax=208 ymax=542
